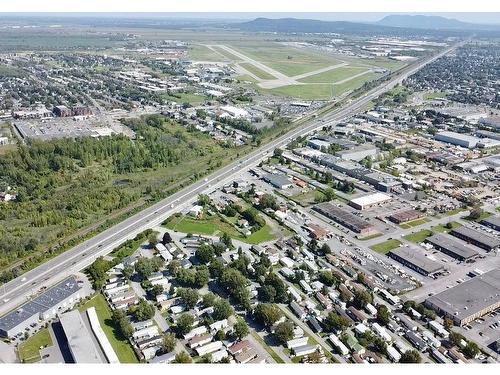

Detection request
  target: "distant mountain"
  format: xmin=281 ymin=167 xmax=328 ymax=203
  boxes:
xmin=236 ymin=16 xmax=500 ymax=35
xmin=235 ymin=17 xmax=467 ymax=36
xmin=237 ymin=17 xmax=417 ymax=36
xmin=377 ymin=14 xmax=497 ymax=30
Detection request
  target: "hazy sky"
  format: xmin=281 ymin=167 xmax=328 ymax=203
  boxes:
xmin=2 ymin=12 xmax=500 ymax=25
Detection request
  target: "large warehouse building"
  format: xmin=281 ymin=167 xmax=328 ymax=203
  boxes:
xmin=451 ymin=226 xmax=500 ymax=252
xmin=388 ymin=209 xmax=426 ymax=224
xmin=426 ymin=233 xmax=479 ymax=262
xmin=59 ymin=310 xmax=103 ymax=363
xmin=389 ymin=247 xmax=444 ymax=277
xmin=481 ymin=216 xmax=500 ymax=232
xmin=0 ymin=276 xmax=83 ymax=338
xmin=348 ymin=192 xmax=391 ymax=210
xmin=434 ymin=131 xmax=480 ymax=148
xmin=314 ymin=202 xmax=378 ymax=237
xmin=425 ymin=269 xmax=500 ymax=326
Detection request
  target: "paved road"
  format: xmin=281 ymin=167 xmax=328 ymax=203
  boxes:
xmin=0 ymin=41 xmax=463 ymax=316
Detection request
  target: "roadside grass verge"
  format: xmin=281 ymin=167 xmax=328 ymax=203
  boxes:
xmin=250 ymin=331 xmax=285 ymax=363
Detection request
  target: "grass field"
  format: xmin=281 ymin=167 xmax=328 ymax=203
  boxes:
xmin=424 ymin=91 xmax=447 ymax=100
xmin=79 ymin=294 xmax=139 ymax=363
xmin=289 ymin=190 xmax=320 ymax=207
xmin=432 ymin=221 xmax=461 ymax=233
xmin=370 ymin=239 xmax=402 ymax=254
xmin=265 ymin=84 xmax=335 ymax=100
xmin=403 ymin=229 xmax=433 ymax=243
xmin=18 ymin=328 xmax=53 ymax=363
xmin=298 ymin=66 xmax=368 ymax=83
xmin=399 ymin=218 xmax=430 ymax=229
xmin=162 ymin=92 xmax=206 ymax=105
xmin=164 ymin=213 xmax=278 ymax=244
xmin=239 ymin=62 xmax=276 ymax=80
xmin=187 ymin=44 xmax=224 ymax=61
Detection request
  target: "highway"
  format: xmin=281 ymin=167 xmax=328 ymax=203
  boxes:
xmin=0 ymin=40 xmax=463 ymax=316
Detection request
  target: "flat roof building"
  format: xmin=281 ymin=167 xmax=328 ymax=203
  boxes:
xmin=348 ymin=192 xmax=391 ymax=210
xmin=425 ymin=269 xmax=500 ymax=326
xmin=59 ymin=309 xmax=103 ymax=363
xmin=336 ymin=144 xmax=378 ymax=162
xmin=314 ymin=202 xmax=377 ymax=237
xmin=451 ymin=226 xmax=500 ymax=252
xmin=426 ymin=233 xmax=479 ymax=262
xmin=0 ymin=276 xmax=83 ymax=338
xmin=481 ymin=216 xmax=500 ymax=233
xmin=435 ymin=131 xmax=479 ymax=148
xmin=389 ymin=247 xmax=444 ymax=277
xmin=388 ymin=209 xmax=426 ymax=224
xmin=262 ymin=173 xmax=293 ymax=189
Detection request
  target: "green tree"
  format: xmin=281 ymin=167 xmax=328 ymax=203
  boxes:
xmin=162 ymin=333 xmax=176 ymax=353
xmin=463 ymin=342 xmax=480 ymax=359
xmin=131 ymin=299 xmax=155 ymax=321
xmin=399 ymin=349 xmax=421 ymax=363
xmin=233 ymin=318 xmax=249 ymax=339
xmin=353 ymin=289 xmax=372 ymax=309
xmin=213 ymin=298 xmax=234 ymax=321
xmin=323 ymin=311 xmax=350 ymax=332
xmin=253 ymin=303 xmax=283 ymax=328
xmin=274 ymin=321 xmax=294 ymax=345
xmin=173 ymin=351 xmax=193 ymax=363
xmin=196 ymin=244 xmax=214 ymax=264
xmin=177 ymin=288 xmax=199 ymax=309
xmin=176 ymin=313 xmax=195 ymax=336
xmin=376 ymin=305 xmax=391 ymax=326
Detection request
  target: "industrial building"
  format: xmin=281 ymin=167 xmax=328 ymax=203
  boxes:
xmin=314 ymin=202 xmax=377 ymax=236
xmin=0 ymin=276 xmax=83 ymax=338
xmin=388 ymin=209 xmax=426 ymax=224
xmin=425 ymin=233 xmax=479 ymax=262
xmin=262 ymin=173 xmax=293 ymax=189
xmin=336 ymin=144 xmax=378 ymax=162
xmin=388 ymin=247 xmax=444 ymax=277
xmin=481 ymin=216 xmax=500 ymax=232
xmin=59 ymin=309 xmax=103 ymax=363
xmin=434 ymin=131 xmax=479 ymax=148
xmin=451 ymin=226 xmax=500 ymax=252
xmin=425 ymin=269 xmax=500 ymax=326
xmin=348 ymin=192 xmax=391 ymax=210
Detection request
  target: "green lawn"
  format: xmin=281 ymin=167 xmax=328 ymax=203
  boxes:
xmin=444 ymin=208 xmax=466 ymax=217
xmin=399 ymin=218 xmax=430 ymax=229
xmin=187 ymin=44 xmax=224 ymax=61
xmin=165 ymin=213 xmax=239 ymax=237
xmin=403 ymin=229 xmax=433 ymax=243
xmin=289 ymin=190 xmax=320 ymax=207
xmin=18 ymin=328 xmax=52 ymax=363
xmin=239 ymin=62 xmax=276 ymax=80
xmin=333 ymin=72 xmax=383 ymax=95
xmin=464 ymin=211 xmax=493 ymax=222
xmin=370 ymin=239 xmax=402 ymax=254
xmin=162 ymin=92 xmax=206 ymax=105
xmin=265 ymin=84 xmax=334 ymax=100
xmin=164 ymin=213 xmax=278 ymax=244
xmin=432 ymin=221 xmax=461 ymax=233
xmin=79 ymin=294 xmax=138 ymax=363
xmin=298 ymin=66 xmax=368 ymax=83
xmin=424 ymin=91 xmax=447 ymax=100
xmin=245 ymin=224 xmax=275 ymax=244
